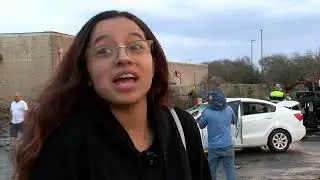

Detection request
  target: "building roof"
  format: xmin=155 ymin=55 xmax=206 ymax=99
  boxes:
xmin=0 ymin=31 xmax=75 ymax=38
xmin=168 ymin=61 xmax=208 ymax=67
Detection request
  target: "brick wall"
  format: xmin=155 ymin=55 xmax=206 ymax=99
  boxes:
xmin=168 ymin=62 xmax=208 ymax=86
xmin=50 ymin=33 xmax=74 ymax=71
xmin=0 ymin=33 xmax=52 ymax=103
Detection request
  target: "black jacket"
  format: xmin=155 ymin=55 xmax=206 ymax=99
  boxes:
xmin=29 ymin=99 xmax=211 ymax=180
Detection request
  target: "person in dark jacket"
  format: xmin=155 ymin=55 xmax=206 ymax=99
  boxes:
xmin=12 ymin=10 xmax=210 ymax=180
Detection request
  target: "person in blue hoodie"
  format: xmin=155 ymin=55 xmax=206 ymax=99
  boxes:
xmin=198 ymin=88 xmax=236 ymax=180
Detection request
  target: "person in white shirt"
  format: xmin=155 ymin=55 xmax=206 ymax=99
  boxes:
xmin=10 ymin=92 xmax=28 ymax=150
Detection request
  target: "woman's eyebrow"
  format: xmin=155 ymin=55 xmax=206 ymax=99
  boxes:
xmin=127 ymin=32 xmax=145 ymax=40
xmin=92 ymin=35 xmax=110 ymax=46
xmin=92 ymin=32 xmax=145 ymax=46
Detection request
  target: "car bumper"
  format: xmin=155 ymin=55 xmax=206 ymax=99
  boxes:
xmin=291 ymin=127 xmax=306 ymax=142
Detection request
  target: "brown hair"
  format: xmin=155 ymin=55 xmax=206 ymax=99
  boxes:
xmin=13 ymin=10 xmax=169 ymax=180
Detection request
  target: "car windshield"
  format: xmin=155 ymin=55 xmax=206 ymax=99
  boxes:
xmin=186 ymin=104 xmax=201 ymax=112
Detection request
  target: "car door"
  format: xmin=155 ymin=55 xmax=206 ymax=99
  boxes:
xmin=197 ymin=105 xmax=209 ymax=150
xmin=227 ymin=100 xmax=243 ymax=146
xmin=241 ymin=101 xmax=276 ymax=146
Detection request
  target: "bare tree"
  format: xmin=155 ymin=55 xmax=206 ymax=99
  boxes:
xmin=206 ymin=56 xmax=261 ymax=84
xmin=261 ymin=50 xmax=320 ymax=92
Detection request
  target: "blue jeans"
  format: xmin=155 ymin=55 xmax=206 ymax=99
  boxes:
xmin=208 ymin=146 xmax=235 ymax=180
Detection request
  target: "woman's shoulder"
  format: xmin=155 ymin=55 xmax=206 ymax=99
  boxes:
xmin=162 ymin=106 xmax=198 ymax=134
xmin=41 ymin=115 xmax=89 ymax=151
xmin=172 ymin=107 xmax=195 ymax=123
xmin=29 ymin=115 xmax=91 ymax=179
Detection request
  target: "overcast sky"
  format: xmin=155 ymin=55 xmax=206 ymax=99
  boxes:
xmin=1 ymin=0 xmax=320 ymax=64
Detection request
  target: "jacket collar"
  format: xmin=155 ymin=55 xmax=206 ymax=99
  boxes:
xmin=82 ymin=92 xmax=170 ymax=156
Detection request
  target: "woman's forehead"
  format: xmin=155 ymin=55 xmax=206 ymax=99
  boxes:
xmin=91 ymin=18 xmax=146 ymax=42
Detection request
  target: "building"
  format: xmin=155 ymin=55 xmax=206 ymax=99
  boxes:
xmin=0 ymin=32 xmax=74 ymax=102
xmin=168 ymin=61 xmax=208 ymax=86
xmin=0 ymin=32 xmax=208 ymax=102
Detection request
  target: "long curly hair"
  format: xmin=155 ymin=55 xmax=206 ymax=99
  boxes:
xmin=12 ymin=10 xmax=169 ymax=180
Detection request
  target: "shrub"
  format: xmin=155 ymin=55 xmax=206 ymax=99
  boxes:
xmin=0 ymin=102 xmax=10 ymax=134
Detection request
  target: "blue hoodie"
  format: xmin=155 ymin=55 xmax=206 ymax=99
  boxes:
xmin=208 ymin=88 xmax=227 ymax=111
xmin=199 ymin=88 xmax=236 ymax=148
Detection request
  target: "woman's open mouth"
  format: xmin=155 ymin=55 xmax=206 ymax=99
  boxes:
xmin=112 ymin=73 xmax=139 ymax=92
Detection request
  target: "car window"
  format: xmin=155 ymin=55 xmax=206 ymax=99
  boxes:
xmin=291 ymin=105 xmax=299 ymax=110
xmin=227 ymin=101 xmax=240 ymax=118
xmin=243 ymin=102 xmax=276 ymax=115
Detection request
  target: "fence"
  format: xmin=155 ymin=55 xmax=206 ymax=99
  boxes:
xmin=170 ymin=83 xmax=270 ymax=109
xmin=0 ymin=84 xmax=270 ymax=114
xmin=220 ymin=84 xmax=269 ymax=99
xmin=171 ymin=83 xmax=269 ymax=98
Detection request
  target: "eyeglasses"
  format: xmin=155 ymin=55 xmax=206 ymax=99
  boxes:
xmin=88 ymin=40 xmax=153 ymax=60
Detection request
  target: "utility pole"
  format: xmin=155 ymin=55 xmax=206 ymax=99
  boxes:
xmin=250 ymin=39 xmax=256 ymax=67
xmin=194 ymin=63 xmax=197 ymax=90
xmin=179 ymin=69 xmax=182 ymax=85
xmin=260 ymin=28 xmax=264 ymax=78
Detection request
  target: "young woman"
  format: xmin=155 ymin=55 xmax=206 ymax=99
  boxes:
xmin=13 ymin=10 xmax=211 ymax=180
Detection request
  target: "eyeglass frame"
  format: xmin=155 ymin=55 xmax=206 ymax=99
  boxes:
xmin=86 ymin=39 xmax=154 ymax=60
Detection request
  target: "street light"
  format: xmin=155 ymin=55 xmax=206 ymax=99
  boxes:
xmin=250 ymin=39 xmax=256 ymax=67
xmin=260 ymin=29 xmax=263 ymax=63
xmin=260 ymin=28 xmax=264 ymax=76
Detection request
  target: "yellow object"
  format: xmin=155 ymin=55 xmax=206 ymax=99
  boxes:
xmin=269 ymin=90 xmax=285 ymax=103
xmin=270 ymin=91 xmax=284 ymax=97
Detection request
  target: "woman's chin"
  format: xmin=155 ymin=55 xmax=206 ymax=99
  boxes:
xmin=109 ymin=95 xmax=147 ymax=107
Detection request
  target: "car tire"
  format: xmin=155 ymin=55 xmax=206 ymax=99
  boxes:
xmin=267 ymin=129 xmax=291 ymax=153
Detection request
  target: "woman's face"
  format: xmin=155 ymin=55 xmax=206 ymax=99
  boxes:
xmin=86 ymin=17 xmax=154 ymax=106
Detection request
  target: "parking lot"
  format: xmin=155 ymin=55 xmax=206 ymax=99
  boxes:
xmin=0 ymin=149 xmax=11 ymax=180
xmin=0 ymin=139 xmax=320 ymax=180
xmin=216 ymin=140 xmax=320 ymax=180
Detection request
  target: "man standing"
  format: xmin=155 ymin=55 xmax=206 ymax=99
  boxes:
xmin=269 ymin=84 xmax=285 ymax=103
xmin=10 ymin=92 xmax=28 ymax=150
xmin=198 ymin=89 xmax=236 ymax=180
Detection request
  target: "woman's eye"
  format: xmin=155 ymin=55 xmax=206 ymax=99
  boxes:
xmin=128 ymin=42 xmax=146 ymax=52
xmin=95 ymin=47 xmax=114 ymax=57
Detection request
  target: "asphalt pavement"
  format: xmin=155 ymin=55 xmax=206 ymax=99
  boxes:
xmin=216 ymin=141 xmax=320 ymax=180
xmin=0 ymin=149 xmax=11 ymax=180
xmin=0 ymin=138 xmax=319 ymax=180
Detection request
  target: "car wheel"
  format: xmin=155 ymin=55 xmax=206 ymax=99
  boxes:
xmin=267 ymin=129 xmax=291 ymax=153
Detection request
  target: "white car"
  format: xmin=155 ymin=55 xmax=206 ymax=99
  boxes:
xmin=188 ymin=98 xmax=306 ymax=153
